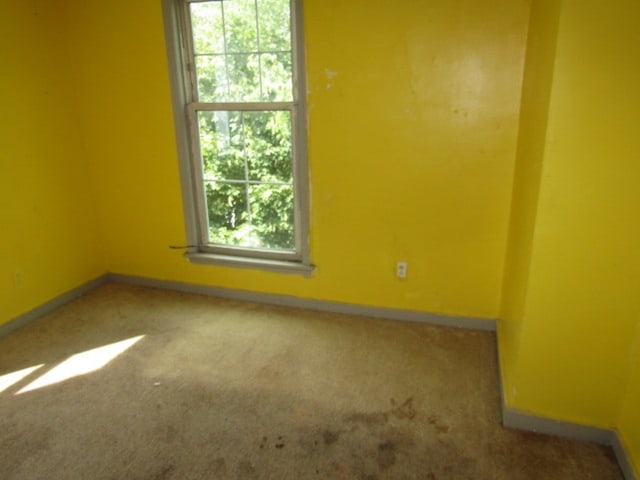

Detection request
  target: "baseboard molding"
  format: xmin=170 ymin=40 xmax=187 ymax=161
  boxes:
xmin=107 ymin=273 xmax=496 ymax=331
xmin=0 ymin=271 xmax=495 ymax=337
xmin=502 ymin=405 xmax=615 ymax=444
xmin=612 ymin=434 xmax=639 ymax=480
xmin=0 ymin=274 xmax=109 ymax=339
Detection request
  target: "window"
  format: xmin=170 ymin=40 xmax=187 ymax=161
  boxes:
xmin=162 ymin=0 xmax=312 ymax=273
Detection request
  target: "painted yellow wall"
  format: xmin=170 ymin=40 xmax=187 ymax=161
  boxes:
xmin=500 ymin=0 xmax=640 ymax=443
xmin=0 ymin=1 xmax=104 ymax=326
xmin=66 ymin=0 xmax=529 ymax=319
xmin=499 ymin=0 xmax=561 ymax=399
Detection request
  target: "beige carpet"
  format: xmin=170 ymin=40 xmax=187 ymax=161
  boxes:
xmin=0 ymin=283 xmax=622 ymax=479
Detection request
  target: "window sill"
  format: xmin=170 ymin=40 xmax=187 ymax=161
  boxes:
xmin=185 ymin=252 xmax=315 ymax=276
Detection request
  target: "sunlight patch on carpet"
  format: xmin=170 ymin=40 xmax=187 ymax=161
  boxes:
xmin=16 ymin=336 xmax=145 ymax=395
xmin=0 ymin=365 xmax=44 ymax=393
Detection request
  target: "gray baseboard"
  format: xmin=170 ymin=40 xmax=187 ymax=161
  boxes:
xmin=0 ymin=274 xmax=109 ymax=338
xmin=612 ymin=434 xmax=639 ymax=480
xmin=501 ymin=406 xmax=615 ymax=445
xmin=106 ymin=273 xmax=496 ymax=331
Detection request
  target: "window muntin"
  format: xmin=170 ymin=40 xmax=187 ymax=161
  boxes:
xmin=175 ymin=0 xmax=307 ymax=264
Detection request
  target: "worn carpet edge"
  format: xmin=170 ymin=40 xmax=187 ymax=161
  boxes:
xmin=1 ymin=272 xmax=637 ymax=480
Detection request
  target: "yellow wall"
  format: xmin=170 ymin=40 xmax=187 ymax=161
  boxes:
xmin=66 ymin=0 xmax=529 ymax=319
xmin=499 ymin=0 xmax=561 ymax=399
xmin=500 ymin=0 xmax=640 ymax=450
xmin=0 ymin=1 xmax=104 ymax=326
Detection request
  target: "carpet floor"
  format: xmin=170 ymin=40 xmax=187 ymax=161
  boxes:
xmin=0 ymin=283 xmax=623 ymax=479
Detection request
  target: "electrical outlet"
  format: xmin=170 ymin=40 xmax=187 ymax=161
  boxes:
xmin=396 ymin=261 xmax=408 ymax=279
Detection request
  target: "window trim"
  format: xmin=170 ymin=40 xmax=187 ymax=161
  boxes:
xmin=162 ymin=0 xmax=312 ymax=274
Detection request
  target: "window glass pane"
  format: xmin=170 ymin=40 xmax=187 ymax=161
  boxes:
xmin=227 ymin=54 xmax=261 ymax=101
xmin=206 ymin=182 xmax=250 ymax=245
xmin=243 ymin=110 xmax=292 ymax=183
xmin=195 ymin=55 xmax=228 ymax=102
xmin=249 ymin=184 xmax=295 ymax=250
xmin=224 ymin=0 xmax=259 ymax=53
xmin=198 ymin=111 xmax=245 ymax=181
xmin=260 ymin=52 xmax=293 ymax=101
xmin=190 ymin=2 xmax=225 ymax=54
xmin=206 ymin=182 xmax=294 ymax=251
xmin=257 ymin=0 xmax=291 ymax=52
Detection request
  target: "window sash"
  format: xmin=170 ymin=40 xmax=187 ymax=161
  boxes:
xmin=181 ymin=0 xmax=299 ymax=106
xmin=187 ymin=104 xmax=303 ymax=261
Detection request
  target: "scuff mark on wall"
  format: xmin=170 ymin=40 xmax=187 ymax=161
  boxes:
xmin=324 ymin=68 xmax=339 ymax=90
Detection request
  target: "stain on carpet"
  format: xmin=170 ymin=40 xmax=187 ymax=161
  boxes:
xmin=258 ymin=435 xmax=286 ymax=449
xmin=146 ymin=464 xmax=175 ymax=480
xmin=377 ymin=441 xmax=397 ymax=470
xmin=389 ymin=397 xmax=417 ymax=420
xmin=322 ymin=430 xmax=341 ymax=445
xmin=427 ymin=414 xmax=450 ymax=434
xmin=344 ymin=397 xmax=417 ymax=428
xmin=344 ymin=411 xmax=389 ymax=427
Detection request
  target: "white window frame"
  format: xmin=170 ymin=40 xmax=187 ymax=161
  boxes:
xmin=162 ymin=0 xmax=313 ymax=274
